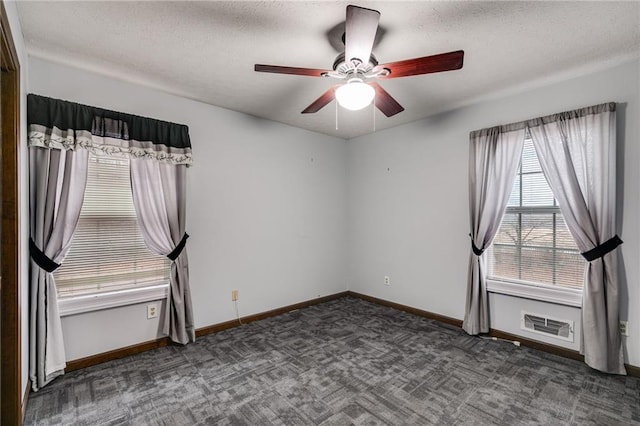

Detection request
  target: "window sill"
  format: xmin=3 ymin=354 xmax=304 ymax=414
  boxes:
xmin=487 ymin=279 xmax=582 ymax=308
xmin=58 ymin=283 xmax=169 ymax=317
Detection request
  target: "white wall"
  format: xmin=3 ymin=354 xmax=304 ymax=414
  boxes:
xmin=28 ymin=57 xmax=349 ymax=361
xmin=3 ymin=0 xmax=30 ymax=399
xmin=347 ymin=59 xmax=639 ymax=366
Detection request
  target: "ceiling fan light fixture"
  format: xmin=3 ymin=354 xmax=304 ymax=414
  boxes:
xmin=335 ymin=79 xmax=375 ymax=111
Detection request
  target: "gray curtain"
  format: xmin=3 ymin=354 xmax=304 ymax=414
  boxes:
xmin=528 ymin=103 xmax=624 ymax=374
xmin=463 ymin=126 xmax=525 ymax=335
xmin=29 ymin=146 xmax=89 ymax=391
xmin=27 ymin=94 xmax=193 ymax=391
xmin=130 ymin=158 xmax=195 ymax=344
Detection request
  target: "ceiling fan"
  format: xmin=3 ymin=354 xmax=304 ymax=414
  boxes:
xmin=255 ymin=5 xmax=464 ymax=117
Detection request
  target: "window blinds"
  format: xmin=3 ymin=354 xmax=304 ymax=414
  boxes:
xmin=488 ymin=138 xmax=585 ymax=289
xmin=54 ymin=154 xmax=170 ymax=297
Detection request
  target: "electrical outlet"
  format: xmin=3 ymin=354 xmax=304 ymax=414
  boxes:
xmin=384 ymin=276 xmax=390 ymax=286
xmin=620 ymin=320 xmax=629 ymax=337
xmin=232 ymin=290 xmax=239 ymax=301
xmin=147 ymin=303 xmax=158 ymax=319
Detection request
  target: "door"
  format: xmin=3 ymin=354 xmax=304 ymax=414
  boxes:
xmin=1 ymin=2 xmax=22 ymax=424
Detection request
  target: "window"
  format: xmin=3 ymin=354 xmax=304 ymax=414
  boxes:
xmin=54 ymin=153 xmax=170 ymax=298
xmin=488 ymin=137 xmax=585 ymax=290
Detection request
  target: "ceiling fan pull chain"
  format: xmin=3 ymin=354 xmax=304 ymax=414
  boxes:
xmin=373 ymin=99 xmax=376 ymax=132
xmin=335 ymin=99 xmax=339 ymax=130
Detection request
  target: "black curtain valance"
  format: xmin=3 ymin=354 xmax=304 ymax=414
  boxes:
xmin=27 ymin=94 xmax=192 ymax=165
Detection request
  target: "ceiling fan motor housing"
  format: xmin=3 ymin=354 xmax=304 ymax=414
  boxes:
xmin=332 ymin=52 xmax=378 ymax=75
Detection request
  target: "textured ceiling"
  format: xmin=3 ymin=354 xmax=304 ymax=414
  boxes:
xmin=16 ymin=1 xmax=640 ymax=139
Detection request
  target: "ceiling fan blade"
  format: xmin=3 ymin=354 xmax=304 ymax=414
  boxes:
xmin=370 ymin=82 xmax=404 ymax=117
xmin=301 ymin=86 xmax=338 ymax=114
xmin=379 ymin=50 xmax=464 ymax=79
xmin=255 ymin=64 xmax=330 ymax=77
xmin=345 ymin=5 xmax=380 ymax=65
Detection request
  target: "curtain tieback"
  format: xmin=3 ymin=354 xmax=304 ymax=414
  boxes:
xmin=29 ymin=238 xmax=61 ymax=273
xmin=167 ymin=233 xmax=189 ymax=261
xmin=581 ymin=235 xmax=623 ymax=262
xmin=469 ymin=233 xmax=484 ymax=256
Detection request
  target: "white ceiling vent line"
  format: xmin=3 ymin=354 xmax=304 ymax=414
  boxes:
xmin=521 ymin=311 xmax=574 ymax=342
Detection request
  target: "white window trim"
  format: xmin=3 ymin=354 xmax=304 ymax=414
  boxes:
xmin=58 ymin=283 xmax=169 ymax=317
xmin=487 ymin=278 xmax=582 ymax=308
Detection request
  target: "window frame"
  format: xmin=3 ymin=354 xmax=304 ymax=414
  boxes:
xmin=486 ymin=278 xmax=582 ymax=307
xmin=58 ymin=283 xmax=169 ymax=317
xmin=55 ymin=152 xmax=171 ymax=315
xmin=487 ymin=137 xmax=584 ymax=307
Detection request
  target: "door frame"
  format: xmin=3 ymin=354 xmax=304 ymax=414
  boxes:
xmin=1 ymin=1 xmax=22 ymax=424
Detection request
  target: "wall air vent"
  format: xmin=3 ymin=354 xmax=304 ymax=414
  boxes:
xmin=521 ymin=311 xmax=574 ymax=342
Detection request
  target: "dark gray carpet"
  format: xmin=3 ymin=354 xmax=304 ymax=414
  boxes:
xmin=25 ymin=297 xmax=640 ymax=425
